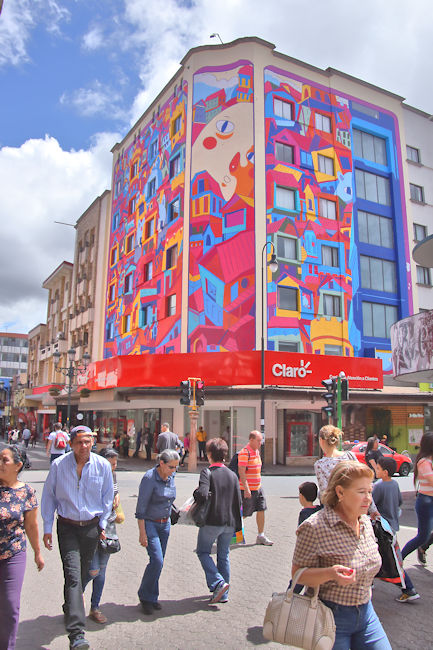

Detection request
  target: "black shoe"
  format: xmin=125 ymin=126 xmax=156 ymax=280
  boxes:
xmin=70 ymin=636 xmax=90 ymax=649
xmin=140 ymin=600 xmax=154 ymax=615
xmin=417 ymin=547 xmax=427 ymax=565
xmin=152 ymin=602 xmax=162 ymax=610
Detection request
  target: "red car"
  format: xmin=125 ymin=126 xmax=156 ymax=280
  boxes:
xmin=350 ymin=442 xmax=413 ymax=477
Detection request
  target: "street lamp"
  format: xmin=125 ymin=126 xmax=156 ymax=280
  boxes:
xmin=210 ymin=32 xmax=224 ymax=44
xmin=53 ymin=348 xmax=91 ymax=428
xmin=0 ymin=379 xmax=11 ymax=429
xmin=261 ymin=241 xmax=278 ymax=462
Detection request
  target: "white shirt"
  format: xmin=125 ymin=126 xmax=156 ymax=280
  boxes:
xmin=48 ymin=430 xmax=70 ymax=455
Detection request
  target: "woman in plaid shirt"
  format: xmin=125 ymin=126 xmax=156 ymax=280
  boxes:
xmin=292 ymin=461 xmax=391 ymax=649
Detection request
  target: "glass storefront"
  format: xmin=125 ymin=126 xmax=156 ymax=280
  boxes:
xmin=282 ymin=410 xmax=321 ymax=460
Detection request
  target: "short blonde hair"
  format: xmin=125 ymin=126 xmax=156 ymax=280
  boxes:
xmin=322 ymin=461 xmax=374 ymax=509
xmin=318 ymin=425 xmax=342 ymax=447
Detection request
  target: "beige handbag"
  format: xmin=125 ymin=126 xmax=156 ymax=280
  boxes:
xmin=263 ymin=568 xmax=335 ymax=649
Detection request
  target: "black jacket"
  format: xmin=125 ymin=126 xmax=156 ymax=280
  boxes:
xmin=193 ymin=465 xmax=242 ymax=530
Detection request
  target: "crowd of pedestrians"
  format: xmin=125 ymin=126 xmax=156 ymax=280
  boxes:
xmin=1 ymin=424 xmax=432 ymax=649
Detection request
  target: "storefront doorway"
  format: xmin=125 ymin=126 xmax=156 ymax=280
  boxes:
xmin=286 ymin=421 xmax=313 ymax=456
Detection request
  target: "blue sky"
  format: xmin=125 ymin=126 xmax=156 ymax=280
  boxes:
xmin=0 ymin=0 xmax=432 ymax=335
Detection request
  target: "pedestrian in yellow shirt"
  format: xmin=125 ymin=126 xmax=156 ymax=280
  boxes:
xmin=197 ymin=427 xmax=207 ymax=460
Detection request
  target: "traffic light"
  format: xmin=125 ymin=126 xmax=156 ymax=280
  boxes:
xmin=321 ymin=378 xmax=336 ymax=419
xmin=180 ymin=380 xmax=191 ymax=405
xmin=341 ymin=378 xmax=349 ymax=401
xmin=195 ymin=380 xmax=205 ymax=406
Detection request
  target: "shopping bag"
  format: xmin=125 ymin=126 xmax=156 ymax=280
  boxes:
xmin=177 ymin=496 xmax=196 ymax=525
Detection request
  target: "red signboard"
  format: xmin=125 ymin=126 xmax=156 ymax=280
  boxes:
xmin=82 ymin=351 xmax=382 ymax=391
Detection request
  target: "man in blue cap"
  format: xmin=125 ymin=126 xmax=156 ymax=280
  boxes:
xmin=41 ymin=425 xmax=114 ymax=649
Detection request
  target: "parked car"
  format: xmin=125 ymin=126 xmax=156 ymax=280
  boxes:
xmin=350 ymin=442 xmax=413 ymax=476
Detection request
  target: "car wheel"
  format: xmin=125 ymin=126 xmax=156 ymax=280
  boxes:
xmin=399 ymin=463 xmax=411 ymax=477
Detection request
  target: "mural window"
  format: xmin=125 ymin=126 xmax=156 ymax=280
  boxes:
xmin=324 ymin=344 xmax=342 ymax=355
xmin=112 ymin=211 xmax=120 ymax=230
xmin=108 ymin=283 xmax=116 ymax=303
xmin=145 ymin=219 xmax=155 ymax=239
xmin=207 ymin=279 xmax=217 ymax=301
xmin=166 ymin=294 xmax=176 ymax=316
xmin=129 ymin=195 xmax=137 ymax=214
xmin=148 ymin=178 xmax=156 ymax=197
xmin=360 ymin=255 xmax=397 ymax=293
xmin=168 ymin=197 xmax=180 ymax=222
xmin=323 ymin=293 xmax=341 ymax=317
xmin=275 ymin=142 xmax=294 ymax=164
xmin=122 ymin=314 xmax=131 ymax=333
xmin=410 ymin=183 xmax=424 ymax=203
xmin=353 ymin=129 xmax=387 ymax=166
xmin=277 ymin=235 xmax=297 ymax=260
xmin=140 ymin=305 xmax=152 ymax=327
xmin=318 ymin=154 xmax=334 ymax=176
xmin=115 ymin=179 xmax=122 ymax=197
xmin=106 ymin=322 xmax=114 ymax=340
xmin=144 ymin=261 xmax=153 ymax=282
xmin=277 ymin=341 xmax=298 ymax=352
xmin=274 ymin=97 xmax=293 ymax=120
xmin=416 ymin=266 xmax=431 ymax=286
xmin=150 ymin=140 xmax=158 ymax=158
xmin=319 ymin=197 xmax=337 ymax=220
xmin=125 ymin=233 xmax=134 ymax=254
xmin=170 ymin=154 xmax=181 ymax=178
xmin=124 ymin=272 xmax=133 ymax=294
xmin=362 ymin=302 xmax=397 ymax=338
xmin=166 ymin=245 xmax=178 ymax=269
xmin=110 ymin=246 xmax=118 ymax=266
xmin=226 ymin=209 xmax=245 ymax=228
xmin=277 ymin=286 xmax=298 ymax=311
xmin=315 ymin=113 xmax=332 ymax=133
xmin=322 ymin=245 xmax=339 ymax=268
xmin=275 ymin=186 xmax=296 ymax=211
xmin=413 ymin=223 xmax=427 ymax=242
xmin=172 ymin=114 xmax=181 ymax=135
xmin=355 ymin=170 xmax=391 ymax=206
xmin=407 ymin=145 xmax=421 ymax=164
xmin=130 ymin=161 xmax=138 ymax=178
xmin=358 ymin=210 xmax=393 ymax=248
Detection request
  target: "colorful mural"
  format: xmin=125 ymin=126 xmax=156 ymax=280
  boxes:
xmin=104 ymin=81 xmax=187 ymax=357
xmin=263 ymin=66 xmax=409 ymax=365
xmin=188 ymin=62 xmax=255 ymax=352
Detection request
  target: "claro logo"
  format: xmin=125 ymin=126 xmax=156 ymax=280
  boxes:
xmin=272 ymin=360 xmax=312 ymax=379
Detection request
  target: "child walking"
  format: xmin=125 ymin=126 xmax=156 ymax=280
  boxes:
xmin=373 ymin=456 xmax=420 ymax=603
xmin=297 ymin=482 xmax=322 ymax=525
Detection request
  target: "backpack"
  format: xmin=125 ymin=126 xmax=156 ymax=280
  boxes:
xmin=54 ymin=432 xmax=67 ymax=450
xmin=228 ymin=448 xmax=250 ymax=477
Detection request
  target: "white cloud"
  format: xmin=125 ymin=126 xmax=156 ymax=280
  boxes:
xmin=0 ymin=132 xmax=120 ymax=333
xmin=82 ymin=25 xmax=104 ymax=51
xmin=60 ymin=81 xmax=125 ymax=120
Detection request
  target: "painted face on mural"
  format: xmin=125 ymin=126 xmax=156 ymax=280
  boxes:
xmin=192 ymin=102 xmax=254 ymax=201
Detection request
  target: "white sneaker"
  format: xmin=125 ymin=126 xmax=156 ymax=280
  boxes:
xmin=256 ymin=534 xmax=273 ymax=546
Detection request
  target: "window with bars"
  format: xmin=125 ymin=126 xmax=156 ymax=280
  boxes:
xmin=362 ymin=302 xmax=397 ymax=338
xmin=360 ymin=255 xmax=397 ymax=293
xmin=353 ymin=129 xmax=387 ymax=165
xmin=275 ymin=142 xmax=294 ymax=164
xmin=358 ymin=210 xmax=394 ymax=248
xmin=355 ymin=169 xmax=391 ymax=205
xmin=318 ymin=154 xmax=334 ymax=175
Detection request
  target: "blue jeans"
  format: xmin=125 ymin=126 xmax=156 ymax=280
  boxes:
xmin=138 ymin=520 xmax=170 ymax=603
xmin=322 ymin=599 xmax=391 ymax=649
xmin=402 ymin=493 xmax=433 ymax=559
xmin=196 ymin=524 xmax=234 ymax=595
xmin=82 ymin=547 xmax=110 ymax=609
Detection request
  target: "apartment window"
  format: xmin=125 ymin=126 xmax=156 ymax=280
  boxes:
xmin=355 ymin=169 xmax=391 ymax=205
xmin=166 ymin=245 xmax=178 ymax=269
xmin=124 ymin=272 xmax=133 ymax=294
xmin=115 ymin=179 xmax=121 ymax=196
xmin=362 ymin=302 xmax=397 ymax=338
xmin=168 ymin=197 xmax=180 ymax=222
xmin=110 ymin=247 xmax=118 ymax=266
xmin=323 ymin=293 xmax=341 ymax=317
xmin=318 ymin=154 xmax=334 ymax=175
xmin=358 ymin=210 xmax=394 ymax=248
xmin=123 ymin=314 xmax=131 ymax=333
xmin=125 ymin=233 xmax=134 ymax=254
xmin=167 ymin=294 xmax=176 ymax=316
xmin=315 ymin=113 xmax=331 ymax=133
xmin=410 ymin=183 xmax=424 ymax=203
xmin=108 ymin=284 xmax=116 ymax=303
xmin=319 ymin=197 xmax=337 ymax=220
xmin=106 ymin=322 xmax=114 ymax=340
xmin=275 ymin=142 xmax=294 ymax=164
xmin=277 ymin=286 xmax=298 ymax=311
xmin=324 ymin=344 xmax=342 ymax=355
xmin=406 ymin=145 xmax=420 ymax=163
xmin=274 ymin=98 xmax=293 ymax=120
xmin=130 ymin=161 xmax=138 ymax=178
xmin=112 ymin=212 xmax=120 ymax=230
xmin=322 ymin=245 xmax=339 ymax=267
xmin=278 ymin=341 xmax=298 ymax=352
xmin=170 ymin=154 xmax=181 ymax=178
xmin=275 ymin=186 xmax=296 ymax=211
xmin=140 ymin=305 xmax=152 ymax=327
xmin=417 ymin=266 xmax=431 ymax=286
xmin=353 ymin=129 xmax=387 ymax=165
xmin=129 ymin=195 xmax=137 ymax=214
xmin=414 ymin=223 xmax=427 ymax=242
xmin=150 ymin=140 xmax=158 ymax=158
xmin=148 ymin=178 xmax=156 ymax=197
xmin=360 ymin=255 xmax=397 ymax=293
xmin=172 ymin=114 xmax=181 ymax=134
xmin=144 ymin=261 xmax=153 ymax=282
xmin=145 ymin=219 xmax=155 ymax=239
xmin=277 ymin=235 xmax=297 ymax=260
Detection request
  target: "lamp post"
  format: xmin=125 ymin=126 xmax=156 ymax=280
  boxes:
xmin=210 ymin=32 xmax=224 ymax=44
xmin=0 ymin=379 xmax=11 ymax=430
xmin=260 ymin=241 xmax=278 ymax=463
xmin=53 ymin=348 xmax=91 ymax=428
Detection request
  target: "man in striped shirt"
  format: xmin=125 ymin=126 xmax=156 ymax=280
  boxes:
xmin=238 ymin=430 xmax=273 ymax=545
